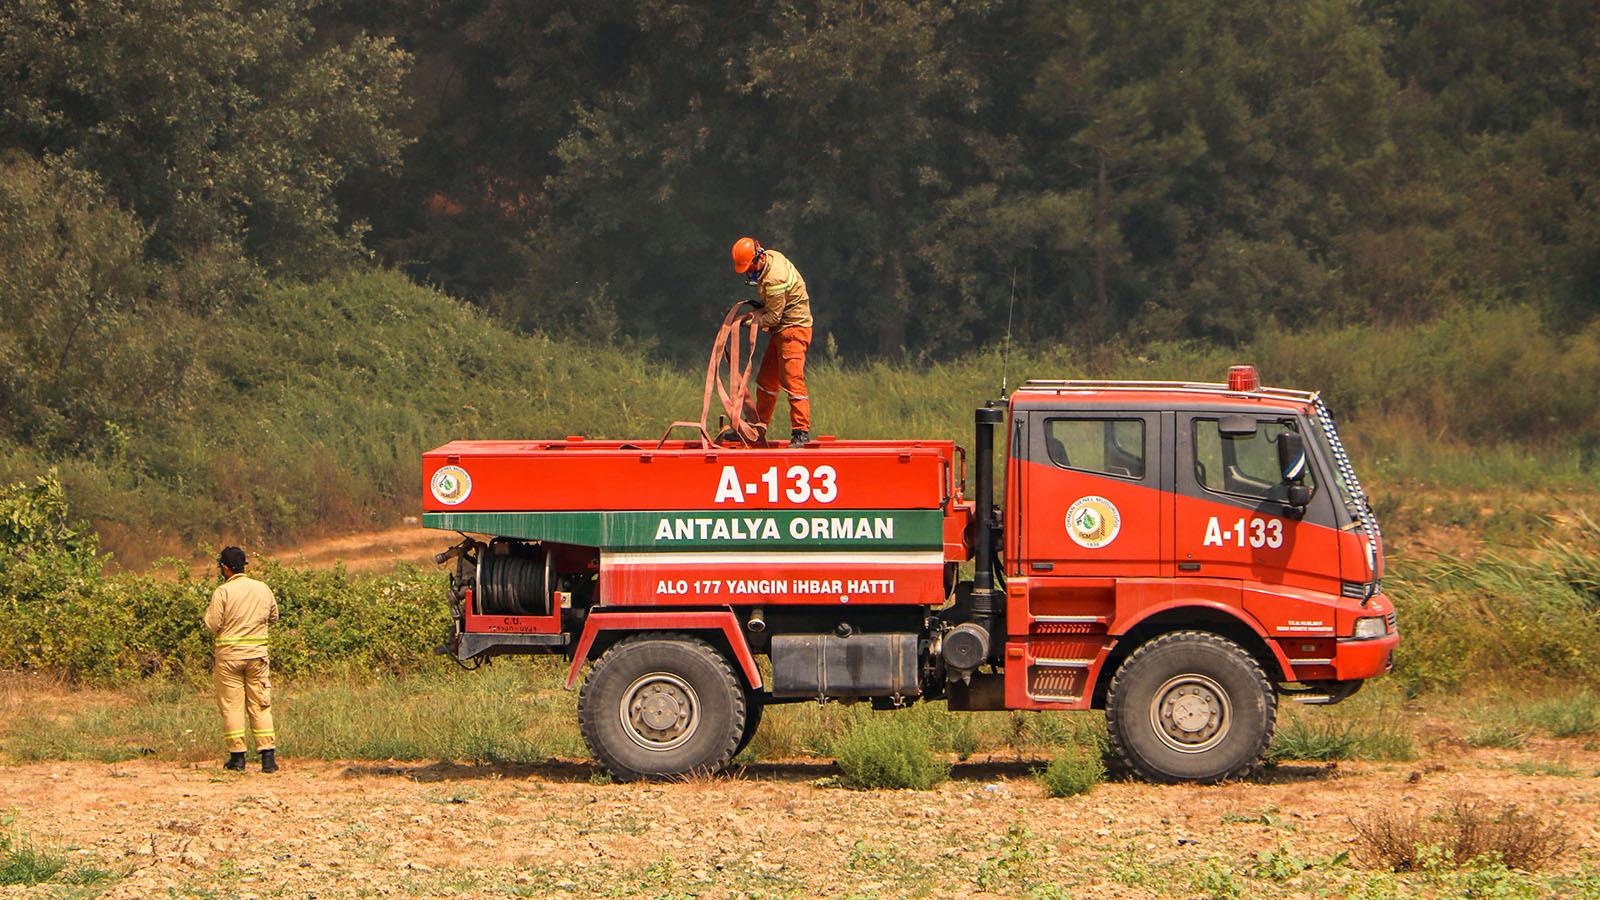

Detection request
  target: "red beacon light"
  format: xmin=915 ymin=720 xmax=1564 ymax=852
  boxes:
xmin=1226 ymin=365 xmax=1259 ymax=392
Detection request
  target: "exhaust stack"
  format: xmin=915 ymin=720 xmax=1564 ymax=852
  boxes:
xmin=963 ymin=404 xmax=1005 ymax=665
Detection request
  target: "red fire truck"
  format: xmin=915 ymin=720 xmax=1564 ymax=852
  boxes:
xmin=423 ymin=366 xmax=1397 ymax=783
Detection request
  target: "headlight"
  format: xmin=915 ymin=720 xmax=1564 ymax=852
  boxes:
xmin=1352 ymin=616 xmax=1388 ymax=639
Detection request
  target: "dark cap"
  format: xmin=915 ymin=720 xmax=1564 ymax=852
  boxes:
xmin=218 ymin=546 xmax=247 ymax=572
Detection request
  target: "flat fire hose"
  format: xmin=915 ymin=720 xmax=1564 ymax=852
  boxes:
xmin=659 ymin=301 xmax=764 ymax=448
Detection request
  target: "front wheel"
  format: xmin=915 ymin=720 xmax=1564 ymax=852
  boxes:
xmin=1105 ymin=631 xmax=1276 ymax=784
xmin=578 ymin=634 xmax=747 ymax=781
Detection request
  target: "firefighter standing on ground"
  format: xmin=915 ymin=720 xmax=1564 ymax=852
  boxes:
xmin=732 ymin=236 xmax=813 ymax=447
xmin=204 ymin=546 xmax=280 ymax=772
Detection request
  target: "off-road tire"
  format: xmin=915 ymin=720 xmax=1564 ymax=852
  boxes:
xmin=733 ymin=692 xmax=764 ymax=758
xmin=1105 ymin=630 xmax=1276 ymax=784
xmin=578 ymin=633 xmax=746 ymax=781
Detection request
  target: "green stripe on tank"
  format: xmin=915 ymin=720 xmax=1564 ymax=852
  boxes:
xmin=422 ymin=509 xmax=945 ymax=551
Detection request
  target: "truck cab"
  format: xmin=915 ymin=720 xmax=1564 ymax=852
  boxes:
xmin=969 ymin=369 xmax=1395 ymax=781
xmin=423 ymin=366 xmax=1397 ymax=784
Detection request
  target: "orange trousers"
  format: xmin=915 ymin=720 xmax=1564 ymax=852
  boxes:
xmin=753 ymin=326 xmax=811 ymax=433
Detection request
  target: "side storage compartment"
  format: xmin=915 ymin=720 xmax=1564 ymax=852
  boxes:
xmin=771 ymin=633 xmax=921 ymax=699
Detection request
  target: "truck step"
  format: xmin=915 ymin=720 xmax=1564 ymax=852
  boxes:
xmin=1286 ymin=693 xmax=1335 ymax=705
xmin=1030 ymin=694 xmax=1082 ymax=704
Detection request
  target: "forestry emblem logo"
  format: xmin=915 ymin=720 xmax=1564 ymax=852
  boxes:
xmin=430 ymin=465 xmax=472 ymax=505
xmin=1066 ymin=496 xmax=1121 ymax=549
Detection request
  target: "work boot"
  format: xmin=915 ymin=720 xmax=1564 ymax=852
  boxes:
xmin=223 ymin=752 xmax=246 ymax=772
xmin=260 ymin=749 xmax=278 ymax=773
xmin=788 ymin=430 xmax=811 ymax=448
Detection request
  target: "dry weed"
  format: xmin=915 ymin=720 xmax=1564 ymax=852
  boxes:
xmin=1351 ymin=799 xmax=1568 ymax=872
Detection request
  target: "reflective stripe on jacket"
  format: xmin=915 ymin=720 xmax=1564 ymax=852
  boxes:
xmin=754 ymin=249 xmax=813 ymax=332
xmin=204 ymin=573 xmax=278 ymax=660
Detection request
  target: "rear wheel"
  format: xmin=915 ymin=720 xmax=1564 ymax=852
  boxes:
xmin=578 ymin=634 xmax=746 ymax=781
xmin=1105 ymin=631 xmax=1276 ymax=784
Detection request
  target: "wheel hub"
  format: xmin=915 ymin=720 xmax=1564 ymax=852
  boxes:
xmin=620 ymin=673 xmax=700 ymax=751
xmin=1149 ymin=674 xmax=1231 ymax=754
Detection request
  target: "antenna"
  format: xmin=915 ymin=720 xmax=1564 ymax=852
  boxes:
xmin=1000 ymin=268 xmax=1017 ymax=397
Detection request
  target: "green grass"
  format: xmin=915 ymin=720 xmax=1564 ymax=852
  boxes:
xmin=1269 ymin=684 xmax=1418 ymax=763
xmin=0 ymin=821 xmax=116 ymax=889
xmin=1270 ymin=718 xmax=1416 ymax=762
xmin=1508 ymin=759 xmax=1588 ymax=778
xmin=1465 ymin=723 xmax=1527 ymax=749
xmin=1461 ymin=687 xmax=1600 ymax=748
xmin=1520 ymin=692 xmax=1600 ymax=737
xmin=0 ymin=663 xmax=584 ymax=764
xmin=0 ymin=837 xmax=65 ymax=886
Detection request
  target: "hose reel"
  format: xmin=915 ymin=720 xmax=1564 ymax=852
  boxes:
xmin=475 ymin=540 xmax=551 ymax=616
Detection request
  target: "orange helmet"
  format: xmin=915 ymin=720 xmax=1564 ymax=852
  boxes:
xmin=731 ymin=236 xmax=762 ymax=273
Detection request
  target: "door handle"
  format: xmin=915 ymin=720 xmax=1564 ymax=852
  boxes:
xmin=1030 ymin=562 xmax=1054 ymax=572
xmin=1178 ymin=562 xmax=1201 ymax=572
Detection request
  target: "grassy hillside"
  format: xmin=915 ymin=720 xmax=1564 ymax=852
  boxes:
xmin=0 ymin=268 xmax=1595 ymax=565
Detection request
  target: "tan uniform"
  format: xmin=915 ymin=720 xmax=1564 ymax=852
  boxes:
xmin=753 ymin=249 xmax=813 ymax=332
xmin=204 ymin=573 xmax=278 ymax=752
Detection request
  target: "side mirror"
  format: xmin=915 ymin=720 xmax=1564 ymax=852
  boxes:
xmin=1218 ymin=415 xmax=1257 ymax=437
xmin=1277 ymin=431 xmax=1312 ymax=508
xmin=1277 ymin=431 xmax=1306 ymax=481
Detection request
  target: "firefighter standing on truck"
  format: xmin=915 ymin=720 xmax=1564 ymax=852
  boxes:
xmin=204 ymin=546 xmax=279 ymax=772
xmin=732 ymin=236 xmax=813 ymax=448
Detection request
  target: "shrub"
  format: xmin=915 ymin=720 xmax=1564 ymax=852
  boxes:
xmin=1351 ymin=801 xmax=1569 ymax=872
xmin=0 ymin=471 xmax=449 ymax=684
xmin=1037 ymin=747 xmax=1104 ymax=797
xmin=1390 ymin=516 xmax=1600 ymax=696
xmin=833 ymin=719 xmax=948 ymax=790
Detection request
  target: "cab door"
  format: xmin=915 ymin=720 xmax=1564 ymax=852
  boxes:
xmin=1173 ymin=412 xmax=1343 ymax=594
xmin=1019 ymin=411 xmax=1167 ymax=578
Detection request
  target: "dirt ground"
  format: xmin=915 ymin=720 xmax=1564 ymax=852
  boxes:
xmin=2 ymin=744 xmax=1596 ymax=898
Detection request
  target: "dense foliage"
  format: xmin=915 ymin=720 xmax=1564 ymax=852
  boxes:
xmin=331 ymin=0 xmax=1598 ymax=353
xmin=0 ymin=2 xmax=1596 ymax=557
xmin=2 ymin=1 xmax=1596 ymax=360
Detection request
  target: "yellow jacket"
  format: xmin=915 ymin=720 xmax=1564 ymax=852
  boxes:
xmin=753 ymin=249 xmax=813 ymax=332
xmin=204 ymin=573 xmax=278 ymax=661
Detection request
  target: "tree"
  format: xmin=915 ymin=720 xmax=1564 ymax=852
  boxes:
xmin=0 ymin=0 xmax=410 ymax=279
xmin=740 ymin=0 xmax=987 ymax=356
xmin=0 ymin=156 xmax=193 ymax=451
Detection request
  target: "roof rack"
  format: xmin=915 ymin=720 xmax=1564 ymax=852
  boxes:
xmin=1018 ymin=379 xmax=1319 ymax=402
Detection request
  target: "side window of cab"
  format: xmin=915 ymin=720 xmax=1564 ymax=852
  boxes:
xmin=1044 ymin=418 xmax=1146 ymax=480
xmin=1192 ymin=418 xmax=1313 ymax=502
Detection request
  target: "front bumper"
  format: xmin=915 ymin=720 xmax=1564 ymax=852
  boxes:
xmin=1334 ymin=629 xmax=1398 ymax=680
